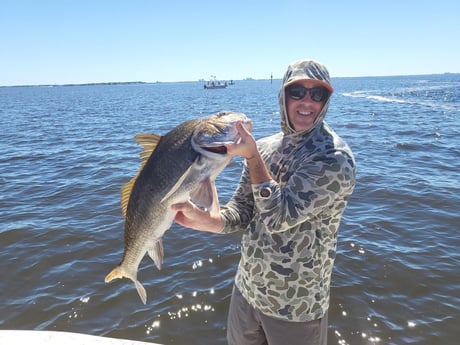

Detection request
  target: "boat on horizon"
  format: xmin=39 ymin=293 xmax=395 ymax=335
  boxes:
xmin=203 ymin=75 xmax=227 ymax=89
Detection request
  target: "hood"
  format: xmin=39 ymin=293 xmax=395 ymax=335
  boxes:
xmin=278 ymin=59 xmax=334 ymax=135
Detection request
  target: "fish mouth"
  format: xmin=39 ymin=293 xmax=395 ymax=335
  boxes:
xmin=202 ymin=145 xmax=228 ymax=154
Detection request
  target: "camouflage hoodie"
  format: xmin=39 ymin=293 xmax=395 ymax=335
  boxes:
xmin=221 ymin=59 xmax=356 ymax=322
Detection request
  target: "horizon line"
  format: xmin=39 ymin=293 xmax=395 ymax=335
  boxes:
xmin=1 ymin=72 xmax=458 ymax=88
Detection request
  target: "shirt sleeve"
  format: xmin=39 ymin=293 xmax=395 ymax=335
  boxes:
xmin=253 ymin=149 xmax=356 ymax=233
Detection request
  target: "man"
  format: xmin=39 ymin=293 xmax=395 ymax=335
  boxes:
xmin=173 ymin=59 xmax=356 ymax=345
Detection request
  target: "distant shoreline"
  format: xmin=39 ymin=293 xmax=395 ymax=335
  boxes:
xmin=1 ymin=73 xmax=459 ymax=88
xmin=0 ymin=81 xmax=149 ymax=88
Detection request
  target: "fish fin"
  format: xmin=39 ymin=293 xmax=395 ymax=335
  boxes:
xmin=190 ymin=179 xmax=213 ymax=208
xmin=119 ymin=134 xmax=162 ymax=218
xmin=104 ymin=266 xmax=124 ymax=283
xmin=161 ymin=165 xmax=195 ymax=203
xmin=190 ymin=178 xmax=221 ymax=216
xmin=148 ymin=239 xmax=164 ymax=270
xmin=134 ymin=133 xmax=162 ymax=168
xmin=207 ymin=180 xmax=221 ymax=216
xmin=120 ymin=177 xmax=136 ymax=218
xmin=135 ymin=280 xmax=147 ymax=305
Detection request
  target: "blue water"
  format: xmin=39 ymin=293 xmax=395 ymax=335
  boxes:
xmin=0 ymin=75 xmax=459 ymax=344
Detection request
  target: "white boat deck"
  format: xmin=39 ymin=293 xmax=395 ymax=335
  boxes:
xmin=0 ymin=330 xmax=162 ymax=345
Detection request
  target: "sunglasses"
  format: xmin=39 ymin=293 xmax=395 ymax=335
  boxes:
xmin=286 ymin=84 xmax=329 ymax=102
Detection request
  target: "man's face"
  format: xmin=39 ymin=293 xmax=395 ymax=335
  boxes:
xmin=285 ymin=80 xmax=329 ymax=132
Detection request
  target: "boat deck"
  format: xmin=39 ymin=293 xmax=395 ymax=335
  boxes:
xmin=0 ymin=330 xmax=162 ymax=345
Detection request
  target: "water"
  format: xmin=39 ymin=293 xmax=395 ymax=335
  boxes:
xmin=1 ymin=75 xmax=459 ymax=344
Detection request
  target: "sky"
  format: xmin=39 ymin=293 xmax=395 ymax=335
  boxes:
xmin=1 ymin=0 xmax=459 ymax=86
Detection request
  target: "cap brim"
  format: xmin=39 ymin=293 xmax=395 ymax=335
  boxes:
xmin=284 ymin=78 xmax=334 ymax=93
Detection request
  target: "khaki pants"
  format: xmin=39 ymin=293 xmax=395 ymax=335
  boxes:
xmin=227 ymin=286 xmax=328 ymax=345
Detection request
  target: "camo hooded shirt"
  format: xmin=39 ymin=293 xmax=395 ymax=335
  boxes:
xmin=220 ymin=59 xmax=356 ymax=322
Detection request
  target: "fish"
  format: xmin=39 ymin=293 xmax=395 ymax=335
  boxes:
xmin=105 ymin=111 xmax=252 ymax=304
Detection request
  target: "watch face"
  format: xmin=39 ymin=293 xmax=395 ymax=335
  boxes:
xmin=260 ymin=187 xmax=271 ymax=198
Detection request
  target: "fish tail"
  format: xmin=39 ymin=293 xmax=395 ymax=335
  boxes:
xmin=104 ymin=265 xmax=147 ymax=304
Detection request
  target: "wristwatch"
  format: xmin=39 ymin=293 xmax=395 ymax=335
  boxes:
xmin=260 ymin=186 xmax=272 ymax=198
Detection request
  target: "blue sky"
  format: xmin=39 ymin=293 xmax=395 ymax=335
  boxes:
xmin=1 ymin=0 xmax=459 ymax=86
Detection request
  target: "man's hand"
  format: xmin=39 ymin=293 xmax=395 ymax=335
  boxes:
xmin=226 ymin=121 xmax=257 ymax=160
xmin=172 ymin=201 xmax=223 ymax=233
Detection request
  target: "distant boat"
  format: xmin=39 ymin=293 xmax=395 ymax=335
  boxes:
xmin=204 ymin=75 xmax=227 ymax=89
